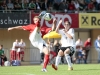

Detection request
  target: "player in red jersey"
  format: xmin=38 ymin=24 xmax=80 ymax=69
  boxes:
xmin=8 ymin=16 xmax=56 ymax=72
xmin=83 ymin=38 xmax=91 ymax=64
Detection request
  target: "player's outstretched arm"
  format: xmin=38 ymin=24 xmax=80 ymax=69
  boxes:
xmin=8 ymin=26 xmax=23 ymax=31
xmin=52 ymin=18 xmax=57 ymax=31
xmin=55 ymin=19 xmax=62 ymax=33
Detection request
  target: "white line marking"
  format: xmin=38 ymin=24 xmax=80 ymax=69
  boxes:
xmin=0 ymin=73 xmax=35 ymax=75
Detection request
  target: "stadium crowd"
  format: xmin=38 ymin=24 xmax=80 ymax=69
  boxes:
xmin=0 ymin=0 xmax=100 ymax=13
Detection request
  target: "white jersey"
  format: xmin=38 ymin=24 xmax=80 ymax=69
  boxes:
xmin=75 ymin=41 xmax=83 ymax=46
xmin=17 ymin=42 xmax=26 ymax=52
xmin=59 ymin=28 xmax=75 ymax=48
xmin=12 ymin=42 xmax=19 ymax=51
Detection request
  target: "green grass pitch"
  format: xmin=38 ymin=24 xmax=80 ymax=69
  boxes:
xmin=0 ymin=64 xmax=100 ymax=75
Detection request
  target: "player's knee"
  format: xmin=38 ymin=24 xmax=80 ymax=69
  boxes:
xmin=64 ymin=49 xmax=70 ymax=54
xmin=43 ymin=47 xmax=50 ymax=55
xmin=58 ymin=50 xmax=64 ymax=56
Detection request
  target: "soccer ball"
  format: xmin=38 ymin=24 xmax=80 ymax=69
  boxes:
xmin=43 ymin=13 xmax=52 ymax=21
xmin=39 ymin=11 xmax=47 ymax=18
xmin=4 ymin=61 xmax=10 ymax=66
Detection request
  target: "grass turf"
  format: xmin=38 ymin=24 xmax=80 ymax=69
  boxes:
xmin=0 ymin=64 xmax=100 ymax=75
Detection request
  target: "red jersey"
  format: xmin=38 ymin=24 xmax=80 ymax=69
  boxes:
xmin=68 ymin=3 xmax=75 ymax=10
xmin=84 ymin=40 xmax=91 ymax=47
xmin=22 ymin=24 xmax=51 ymax=37
xmin=88 ymin=3 xmax=94 ymax=10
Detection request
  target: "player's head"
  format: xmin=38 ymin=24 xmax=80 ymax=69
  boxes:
xmin=87 ymin=38 xmax=91 ymax=42
xmin=15 ymin=39 xmax=18 ymax=42
xmin=33 ymin=16 xmax=40 ymax=24
xmin=0 ymin=45 xmax=3 ymax=49
xmin=64 ymin=21 xmax=71 ymax=30
xmin=97 ymin=35 xmax=100 ymax=40
xmin=20 ymin=39 xmax=23 ymax=42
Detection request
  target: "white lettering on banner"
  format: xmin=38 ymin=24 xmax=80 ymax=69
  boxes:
xmin=0 ymin=17 xmax=28 ymax=25
xmin=40 ymin=14 xmax=72 ymax=27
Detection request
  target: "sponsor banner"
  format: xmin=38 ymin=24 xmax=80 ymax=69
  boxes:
xmin=79 ymin=13 xmax=100 ymax=28
xmin=31 ymin=13 xmax=79 ymax=28
xmin=0 ymin=12 xmax=29 ymax=28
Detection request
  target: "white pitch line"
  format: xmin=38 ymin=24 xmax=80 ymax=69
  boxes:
xmin=0 ymin=73 xmax=35 ymax=75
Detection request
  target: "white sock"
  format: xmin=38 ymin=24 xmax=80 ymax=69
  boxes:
xmin=55 ymin=56 xmax=61 ymax=67
xmin=65 ymin=54 xmax=72 ymax=68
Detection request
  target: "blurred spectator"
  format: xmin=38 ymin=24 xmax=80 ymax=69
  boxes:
xmin=79 ymin=0 xmax=87 ymax=12
xmin=1 ymin=0 xmax=7 ymax=12
xmin=28 ymin=0 xmax=36 ymax=10
xmin=96 ymin=0 xmax=100 ymax=4
xmin=14 ymin=0 xmax=22 ymax=10
xmin=48 ymin=0 xmax=54 ymax=5
xmin=93 ymin=0 xmax=98 ymax=10
xmin=78 ymin=0 xmax=85 ymax=3
xmin=53 ymin=40 xmax=61 ymax=56
xmin=0 ymin=45 xmax=4 ymax=66
xmin=53 ymin=0 xmax=62 ymax=10
xmin=68 ymin=0 xmax=76 ymax=13
xmin=87 ymin=1 xmax=95 ymax=11
xmin=7 ymin=0 xmax=14 ymax=12
xmin=22 ymin=0 xmax=29 ymax=3
xmin=74 ymin=38 xmax=83 ymax=64
xmin=74 ymin=0 xmax=80 ymax=13
xmin=0 ymin=45 xmax=7 ymax=66
xmin=41 ymin=0 xmax=50 ymax=11
xmin=22 ymin=0 xmax=29 ymax=10
xmin=97 ymin=3 xmax=100 ymax=10
xmin=0 ymin=4 xmax=2 ymax=10
xmin=53 ymin=40 xmax=63 ymax=64
xmin=94 ymin=35 xmax=100 ymax=63
xmin=47 ymin=39 xmax=57 ymax=64
xmin=59 ymin=0 xmax=68 ymax=13
xmin=34 ymin=0 xmax=41 ymax=12
xmin=85 ymin=0 xmax=91 ymax=5
xmin=83 ymin=38 xmax=91 ymax=64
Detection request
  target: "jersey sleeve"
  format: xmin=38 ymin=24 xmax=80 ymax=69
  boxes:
xmin=68 ymin=28 xmax=74 ymax=38
xmin=58 ymin=29 xmax=64 ymax=35
xmin=46 ymin=28 xmax=52 ymax=33
xmin=22 ymin=24 xmax=33 ymax=31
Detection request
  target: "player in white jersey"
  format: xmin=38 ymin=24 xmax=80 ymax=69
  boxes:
xmin=10 ymin=39 xmax=19 ymax=61
xmin=17 ymin=39 xmax=26 ymax=61
xmin=52 ymin=20 xmax=75 ymax=71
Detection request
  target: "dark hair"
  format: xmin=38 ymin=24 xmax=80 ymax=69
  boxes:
xmin=65 ymin=21 xmax=71 ymax=25
xmin=1 ymin=45 xmax=3 ymax=47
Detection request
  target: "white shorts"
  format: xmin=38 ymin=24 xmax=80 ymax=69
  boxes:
xmin=29 ymin=27 xmax=47 ymax=53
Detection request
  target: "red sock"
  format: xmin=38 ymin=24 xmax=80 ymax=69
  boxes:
xmin=43 ymin=54 xmax=49 ymax=69
xmin=50 ymin=51 xmax=57 ymax=59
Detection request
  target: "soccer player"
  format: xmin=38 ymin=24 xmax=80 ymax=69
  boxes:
xmin=8 ymin=16 xmax=56 ymax=72
xmin=52 ymin=20 xmax=75 ymax=71
xmin=10 ymin=39 xmax=19 ymax=61
xmin=18 ymin=39 xmax=26 ymax=61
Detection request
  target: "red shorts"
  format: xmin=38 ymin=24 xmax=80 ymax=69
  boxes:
xmin=20 ymin=51 xmax=24 ymax=55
